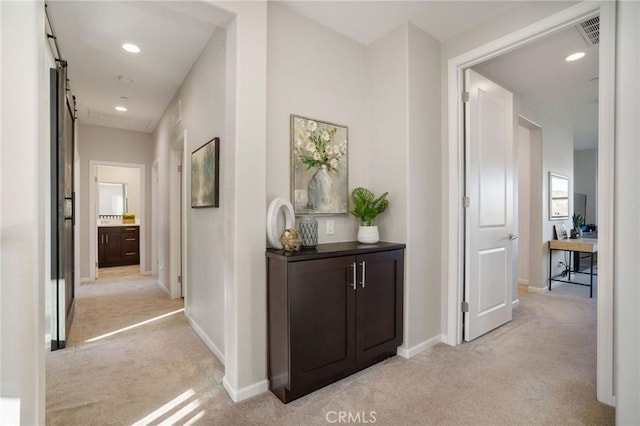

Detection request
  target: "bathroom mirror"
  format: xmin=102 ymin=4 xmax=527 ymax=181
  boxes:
xmin=549 ymin=172 xmax=569 ymax=220
xmin=99 ymin=182 xmax=127 ymax=216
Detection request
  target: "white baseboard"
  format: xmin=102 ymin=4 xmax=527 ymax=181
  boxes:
xmin=518 ymin=279 xmax=529 ymax=286
xmin=397 ymin=334 xmax=441 ymax=359
xmin=222 ymin=376 xmax=269 ymax=403
xmin=512 ymin=298 xmax=520 ymax=307
xmin=157 ymin=280 xmax=169 ymax=294
xmin=524 ymin=285 xmax=547 ymax=293
xmin=142 ymin=270 xmax=153 ymax=276
xmin=184 ymin=312 xmax=225 ymax=365
xmin=80 ymin=277 xmax=92 ymax=283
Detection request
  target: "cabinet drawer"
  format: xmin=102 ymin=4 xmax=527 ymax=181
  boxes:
xmin=122 ymin=240 xmax=138 ymax=253
xmin=122 ymin=232 xmax=138 ymax=242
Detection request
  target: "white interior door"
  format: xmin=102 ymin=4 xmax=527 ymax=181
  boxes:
xmin=464 ymin=69 xmax=515 ymax=341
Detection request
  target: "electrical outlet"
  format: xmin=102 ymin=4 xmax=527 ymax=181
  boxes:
xmin=326 ymin=219 xmax=334 ymax=235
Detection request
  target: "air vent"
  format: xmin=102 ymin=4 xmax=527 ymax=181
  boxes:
xmin=577 ymin=16 xmax=599 ymax=46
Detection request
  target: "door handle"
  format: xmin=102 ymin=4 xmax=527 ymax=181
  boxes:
xmin=101 ymin=234 xmax=104 ymax=244
xmin=508 ymin=234 xmax=518 ymax=240
xmin=350 ymin=262 xmax=357 ymax=290
xmin=359 ymin=261 xmax=366 ymax=288
xmin=106 ymin=234 xmax=109 ymax=244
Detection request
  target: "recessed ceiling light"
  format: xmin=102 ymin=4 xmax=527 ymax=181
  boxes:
xmin=115 ymin=106 xmax=127 ymax=112
xmin=122 ymin=43 xmax=140 ymax=53
xmin=565 ymin=52 xmax=586 ymax=61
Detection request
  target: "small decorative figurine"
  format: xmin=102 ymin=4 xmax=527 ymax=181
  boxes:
xmin=280 ymin=229 xmax=302 ymax=252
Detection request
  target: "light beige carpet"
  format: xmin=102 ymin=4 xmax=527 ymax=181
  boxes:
xmin=46 ymin=271 xmax=614 ymax=425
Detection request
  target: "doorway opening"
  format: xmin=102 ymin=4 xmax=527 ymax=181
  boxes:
xmin=89 ymin=161 xmax=146 ymax=281
xmin=445 ymin=2 xmax=614 ymax=405
xmin=516 ymin=117 xmax=543 ymax=299
xmin=169 ymin=130 xmax=188 ymax=300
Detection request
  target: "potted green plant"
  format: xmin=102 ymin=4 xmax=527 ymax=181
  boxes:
xmin=571 ymin=213 xmax=584 ymax=239
xmin=350 ymin=187 xmax=389 ymax=244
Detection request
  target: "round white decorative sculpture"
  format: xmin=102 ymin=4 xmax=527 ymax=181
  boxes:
xmin=267 ymin=198 xmax=295 ymax=249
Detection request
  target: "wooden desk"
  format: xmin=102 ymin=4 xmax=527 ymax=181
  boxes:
xmin=548 ymin=238 xmax=597 ymax=298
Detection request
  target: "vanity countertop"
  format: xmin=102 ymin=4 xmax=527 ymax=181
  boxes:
xmin=98 ymin=222 xmax=140 ymax=227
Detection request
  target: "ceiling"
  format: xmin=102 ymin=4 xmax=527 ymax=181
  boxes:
xmin=277 ymin=1 xmax=521 ymax=44
xmin=46 ymin=1 xmax=233 ymax=133
xmin=47 ymin=0 xmax=597 ymax=148
xmin=475 ymin=23 xmax=599 ymax=150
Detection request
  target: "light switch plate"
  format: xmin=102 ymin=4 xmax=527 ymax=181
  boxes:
xmin=326 ymin=219 xmax=334 ymax=235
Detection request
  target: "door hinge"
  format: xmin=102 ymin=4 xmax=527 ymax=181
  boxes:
xmin=95 ymin=262 xmax=98 ymax=268
xmin=462 ymin=91 xmax=469 ymax=103
xmin=178 ymin=275 xmax=182 ymax=284
xmin=462 ymin=301 xmax=470 ymax=313
xmin=463 ymin=196 xmax=470 ymax=208
xmin=94 ymin=176 xmax=97 ymax=182
xmin=178 ymin=165 xmax=182 ymax=173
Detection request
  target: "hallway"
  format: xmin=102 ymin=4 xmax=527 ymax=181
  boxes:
xmin=45 ymin=272 xmax=613 ymax=425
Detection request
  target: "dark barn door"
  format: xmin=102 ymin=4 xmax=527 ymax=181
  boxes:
xmin=50 ymin=63 xmax=76 ymax=350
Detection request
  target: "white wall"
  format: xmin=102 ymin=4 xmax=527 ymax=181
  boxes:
xmin=614 ymin=1 xmax=640 ymax=422
xmin=573 ymin=148 xmax=597 ymax=225
xmin=518 ymin=125 xmax=531 ymax=284
xmin=153 ymin=27 xmax=227 ymax=360
xmin=0 ymin=2 xmax=47 ymax=424
xmin=266 ymin=3 xmax=367 ymax=242
xmin=216 ymin=1 xmax=268 ymax=399
xmin=406 ymin=24 xmax=443 ymax=347
xmin=77 ymin=124 xmax=154 ymax=277
xmin=368 ymin=23 xmax=442 ymax=351
xmin=97 ymin=166 xmax=141 ymax=218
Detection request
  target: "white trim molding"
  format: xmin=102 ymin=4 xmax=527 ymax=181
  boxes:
xmin=525 ymin=285 xmax=547 ymax=294
xmin=222 ymin=377 xmax=269 ymax=403
xmin=157 ymin=281 xmax=169 ymax=295
xmin=443 ymin=1 xmax=615 ymax=406
xmin=185 ymin=311 xmax=225 ymax=365
xmin=397 ymin=334 xmax=441 ymax=359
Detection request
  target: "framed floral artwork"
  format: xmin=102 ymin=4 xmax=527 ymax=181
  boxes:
xmin=290 ymin=115 xmax=348 ymax=214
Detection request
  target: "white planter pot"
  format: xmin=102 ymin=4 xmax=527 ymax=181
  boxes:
xmin=357 ymin=225 xmax=379 ymax=244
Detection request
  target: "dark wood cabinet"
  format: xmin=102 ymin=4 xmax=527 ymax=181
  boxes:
xmin=267 ymin=242 xmax=405 ymax=403
xmin=98 ymin=226 xmax=139 ymax=267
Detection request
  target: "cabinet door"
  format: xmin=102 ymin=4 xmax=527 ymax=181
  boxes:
xmin=289 ymin=256 xmax=356 ymax=392
xmin=103 ymin=228 xmax=122 ymax=267
xmin=98 ymin=228 xmax=107 ymax=267
xmin=355 ymin=249 xmax=404 ymax=367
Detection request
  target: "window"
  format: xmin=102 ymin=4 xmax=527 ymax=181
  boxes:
xmin=549 ymin=172 xmax=569 ymax=220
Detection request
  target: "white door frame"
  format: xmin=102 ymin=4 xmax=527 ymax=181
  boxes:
xmin=169 ymin=130 xmax=188 ymax=300
xmin=443 ymin=1 xmax=615 ymax=405
xmin=151 ymin=158 xmax=159 ymax=277
xmin=89 ymin=160 xmax=146 ymax=280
